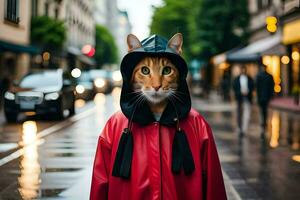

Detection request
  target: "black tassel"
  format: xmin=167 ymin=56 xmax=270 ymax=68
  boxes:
xmin=112 ymin=128 xmax=133 ymax=178
xmin=172 ymin=130 xmax=195 ymax=175
xmin=179 ymin=130 xmax=195 ymax=175
xmin=172 ymin=131 xmax=182 ymax=174
xmin=119 ymin=133 xmax=133 ymax=178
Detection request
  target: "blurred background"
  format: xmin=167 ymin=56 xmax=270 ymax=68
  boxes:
xmin=0 ymin=0 xmax=299 ymax=199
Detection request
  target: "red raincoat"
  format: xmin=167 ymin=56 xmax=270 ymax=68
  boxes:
xmin=90 ymin=108 xmax=227 ymax=200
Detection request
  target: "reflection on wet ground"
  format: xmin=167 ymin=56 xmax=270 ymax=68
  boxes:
xmin=15 ymin=120 xmax=39 ymax=199
xmin=0 ymin=88 xmax=121 ymax=199
xmin=203 ymin=106 xmax=300 ymax=151
xmin=201 ymin=106 xmax=300 ymax=200
xmin=0 ymin=90 xmax=299 ymax=199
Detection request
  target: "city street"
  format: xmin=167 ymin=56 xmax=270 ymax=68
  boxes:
xmin=193 ymin=96 xmax=300 ymax=200
xmin=0 ymin=89 xmax=299 ymax=199
xmin=1 ymin=0 xmax=300 ymax=199
xmin=0 ymin=89 xmax=121 ymax=200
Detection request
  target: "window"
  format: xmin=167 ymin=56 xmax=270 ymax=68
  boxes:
xmin=55 ymin=7 xmax=59 ymax=19
xmin=19 ymin=72 xmax=62 ymax=88
xmin=257 ymin=0 xmax=272 ymax=10
xmin=45 ymin=3 xmax=49 ymax=16
xmin=31 ymin=0 xmax=38 ymax=17
xmin=5 ymin=0 xmax=19 ymax=24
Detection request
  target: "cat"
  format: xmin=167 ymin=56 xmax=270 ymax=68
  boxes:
xmin=131 ymin=56 xmax=179 ymax=115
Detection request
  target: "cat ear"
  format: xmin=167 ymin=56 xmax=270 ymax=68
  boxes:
xmin=127 ymin=34 xmax=142 ymax=52
xmin=168 ymin=33 xmax=183 ymax=55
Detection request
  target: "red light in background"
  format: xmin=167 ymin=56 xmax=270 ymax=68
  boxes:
xmin=81 ymin=44 xmax=95 ymax=57
xmin=87 ymin=47 xmax=95 ymax=57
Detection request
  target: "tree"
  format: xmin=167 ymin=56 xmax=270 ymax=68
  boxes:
xmin=150 ymin=0 xmax=249 ymax=62
xmin=190 ymin=0 xmax=249 ymax=61
xmin=95 ymin=25 xmax=118 ymax=67
xmin=31 ymin=16 xmax=66 ymax=50
xmin=150 ymin=0 xmax=194 ymax=61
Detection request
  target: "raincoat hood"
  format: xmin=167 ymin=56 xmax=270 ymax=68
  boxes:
xmin=112 ymin=34 xmax=195 ymax=179
xmin=120 ymin=34 xmax=191 ymax=126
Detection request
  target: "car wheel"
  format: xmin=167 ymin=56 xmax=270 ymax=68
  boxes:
xmin=56 ymin=101 xmax=64 ymax=120
xmin=69 ymin=96 xmax=75 ymax=116
xmin=4 ymin=112 xmax=18 ymax=123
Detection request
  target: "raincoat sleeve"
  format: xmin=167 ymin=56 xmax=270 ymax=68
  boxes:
xmin=201 ymin=120 xmax=227 ymax=200
xmin=90 ymin=120 xmax=113 ymax=200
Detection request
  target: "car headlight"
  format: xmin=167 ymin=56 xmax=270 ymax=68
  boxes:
xmin=45 ymin=92 xmax=60 ymax=100
xmin=112 ymin=71 xmax=122 ymax=82
xmin=76 ymin=85 xmax=85 ymax=94
xmin=94 ymin=78 xmax=106 ymax=88
xmin=4 ymin=91 xmax=15 ymax=100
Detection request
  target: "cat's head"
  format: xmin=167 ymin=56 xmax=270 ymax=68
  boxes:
xmin=128 ymin=34 xmax=183 ymax=104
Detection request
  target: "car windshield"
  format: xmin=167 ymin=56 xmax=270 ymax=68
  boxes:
xmin=90 ymin=70 xmax=111 ymax=79
xmin=19 ymin=72 xmax=62 ymax=88
xmin=78 ymin=72 xmax=92 ymax=82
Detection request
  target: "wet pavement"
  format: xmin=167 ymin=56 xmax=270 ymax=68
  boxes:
xmin=193 ymin=97 xmax=300 ymax=200
xmin=0 ymin=90 xmax=299 ymax=199
xmin=0 ymin=88 xmax=121 ymax=200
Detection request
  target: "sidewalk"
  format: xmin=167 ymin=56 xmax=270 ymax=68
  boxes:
xmin=270 ymin=97 xmax=300 ymax=113
xmin=192 ymin=94 xmax=259 ymax=199
xmin=192 ymin=93 xmax=300 ymax=200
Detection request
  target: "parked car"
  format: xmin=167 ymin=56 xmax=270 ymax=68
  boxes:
xmin=75 ymin=71 xmax=94 ymax=100
xmin=4 ymin=69 xmax=76 ymax=122
xmin=89 ymin=69 xmax=114 ymax=94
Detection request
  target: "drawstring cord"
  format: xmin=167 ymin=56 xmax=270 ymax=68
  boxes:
xmin=169 ymin=98 xmax=195 ymax=175
xmin=112 ymin=104 xmax=138 ymax=179
xmin=112 ymin=98 xmax=195 ymax=179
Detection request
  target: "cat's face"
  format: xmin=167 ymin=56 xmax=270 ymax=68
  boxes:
xmin=131 ymin=57 xmax=179 ymax=104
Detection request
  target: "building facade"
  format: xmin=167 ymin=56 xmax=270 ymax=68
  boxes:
xmin=32 ymin=0 xmax=96 ymax=69
xmin=213 ymin=0 xmax=300 ymax=97
xmin=0 ymin=0 xmax=37 ymax=80
xmin=116 ymin=10 xmax=132 ymax=58
xmin=94 ymin=0 xmax=132 ymax=63
xmin=282 ymin=0 xmax=300 ymax=95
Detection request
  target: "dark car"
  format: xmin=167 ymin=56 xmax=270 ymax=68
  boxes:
xmin=75 ymin=71 xmax=94 ymax=100
xmin=4 ymin=69 xmax=76 ymax=122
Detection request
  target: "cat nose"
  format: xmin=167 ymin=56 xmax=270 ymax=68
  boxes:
xmin=153 ymin=86 xmax=161 ymax=91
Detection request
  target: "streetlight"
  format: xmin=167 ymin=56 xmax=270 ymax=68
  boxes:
xmin=266 ymin=16 xmax=277 ymax=33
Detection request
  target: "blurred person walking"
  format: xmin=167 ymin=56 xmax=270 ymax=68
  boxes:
xmin=232 ymin=66 xmax=254 ymax=137
xmin=256 ymin=64 xmax=274 ymax=139
xmin=221 ymin=70 xmax=231 ymax=101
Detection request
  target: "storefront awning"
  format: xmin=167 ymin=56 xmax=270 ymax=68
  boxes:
xmin=282 ymin=18 xmax=300 ymax=45
xmin=212 ymin=47 xmax=243 ymax=65
xmin=0 ymin=40 xmax=39 ymax=54
xmin=227 ymin=34 xmax=284 ymax=62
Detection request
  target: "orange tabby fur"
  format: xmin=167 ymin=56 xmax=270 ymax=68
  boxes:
xmin=131 ymin=57 xmax=179 ymax=114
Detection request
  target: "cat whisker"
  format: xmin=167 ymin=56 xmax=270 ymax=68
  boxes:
xmin=168 ymin=93 xmax=184 ymax=103
xmin=129 ymin=93 xmax=144 ymax=104
xmin=170 ymin=89 xmax=185 ymax=95
xmin=128 ymin=90 xmax=142 ymax=94
xmin=135 ymin=95 xmax=147 ymax=108
xmin=131 ymin=93 xmax=146 ymax=107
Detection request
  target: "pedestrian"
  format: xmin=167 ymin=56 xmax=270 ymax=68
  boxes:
xmin=256 ymin=63 xmax=275 ymax=138
xmin=90 ymin=33 xmax=227 ymax=200
xmin=220 ymin=70 xmax=231 ymax=101
xmin=232 ymin=66 xmax=254 ymax=137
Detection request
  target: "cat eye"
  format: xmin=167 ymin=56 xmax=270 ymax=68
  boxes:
xmin=162 ymin=66 xmax=172 ymax=75
xmin=141 ymin=66 xmax=150 ymax=75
